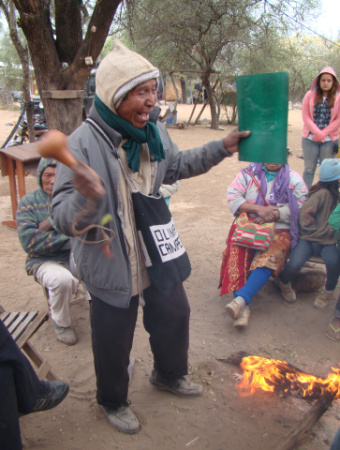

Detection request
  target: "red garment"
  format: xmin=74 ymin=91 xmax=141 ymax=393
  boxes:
xmin=218 ymin=228 xmax=291 ymax=296
xmin=218 ymin=223 xmax=254 ymax=296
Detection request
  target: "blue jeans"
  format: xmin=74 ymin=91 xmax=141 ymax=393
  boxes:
xmin=302 ymin=138 xmax=335 ymax=188
xmin=279 ymin=239 xmax=340 ymax=291
xmin=235 ymin=267 xmax=272 ymax=305
xmin=331 ymin=427 xmax=340 ymax=449
xmin=335 ymin=297 xmax=340 ymax=318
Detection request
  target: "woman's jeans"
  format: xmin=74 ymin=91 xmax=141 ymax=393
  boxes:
xmin=302 ymin=138 xmax=335 ymax=188
xmin=235 ymin=267 xmax=273 ymax=305
xmin=279 ymin=239 xmax=340 ymax=291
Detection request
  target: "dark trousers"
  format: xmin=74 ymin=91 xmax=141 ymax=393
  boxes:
xmin=90 ymin=282 xmax=190 ymax=409
xmin=0 ymin=320 xmax=41 ymax=449
xmin=279 ymin=240 xmax=340 ymax=291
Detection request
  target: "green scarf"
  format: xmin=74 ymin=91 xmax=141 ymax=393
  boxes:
xmin=95 ymin=95 xmax=165 ymax=173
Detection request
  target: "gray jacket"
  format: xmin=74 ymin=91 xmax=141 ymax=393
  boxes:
xmin=52 ymin=106 xmax=231 ymax=308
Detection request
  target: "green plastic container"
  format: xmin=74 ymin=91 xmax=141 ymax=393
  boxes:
xmin=236 ymin=72 xmax=288 ymax=164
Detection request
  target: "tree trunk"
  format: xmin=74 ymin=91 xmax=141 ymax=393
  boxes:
xmin=205 ymin=78 xmax=219 ymax=130
xmin=21 ymin=57 xmax=35 ymax=143
xmin=13 ymin=0 xmax=122 ymax=135
xmin=2 ymin=1 xmax=35 ymax=142
xmin=169 ymin=73 xmax=179 ymax=107
xmin=42 ymin=97 xmax=84 ymax=135
xmin=180 ymin=77 xmax=187 ymax=104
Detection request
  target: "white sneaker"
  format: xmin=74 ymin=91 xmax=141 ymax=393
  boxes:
xmin=233 ymin=307 xmax=250 ymax=328
xmin=225 ymin=297 xmax=246 ymax=320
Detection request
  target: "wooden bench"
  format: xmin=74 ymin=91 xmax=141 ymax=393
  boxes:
xmin=0 ymin=307 xmax=57 ymax=381
xmin=304 ymin=256 xmax=326 ymax=268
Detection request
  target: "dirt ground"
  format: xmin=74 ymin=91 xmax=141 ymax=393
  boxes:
xmin=1 ymin=105 xmax=340 ymax=450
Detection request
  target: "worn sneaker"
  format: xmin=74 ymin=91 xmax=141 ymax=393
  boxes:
xmin=32 ymin=380 xmax=69 ymax=412
xmin=233 ymin=306 xmax=250 ymax=328
xmin=149 ymin=369 xmax=202 ymax=397
xmin=101 ymin=405 xmax=140 ymax=434
xmin=225 ymin=296 xmax=246 ymax=320
xmin=278 ymin=280 xmax=296 ymax=303
xmin=53 ymin=321 xmax=78 ymax=346
xmin=314 ymin=287 xmax=334 ymax=309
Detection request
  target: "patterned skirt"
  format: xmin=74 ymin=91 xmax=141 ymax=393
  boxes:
xmin=219 ymin=224 xmax=291 ymax=296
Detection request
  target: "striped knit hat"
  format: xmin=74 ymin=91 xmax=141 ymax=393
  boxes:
xmin=95 ymin=40 xmax=159 ymax=113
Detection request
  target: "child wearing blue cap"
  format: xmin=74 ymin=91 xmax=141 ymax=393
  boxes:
xmin=278 ymin=158 xmax=340 ymax=308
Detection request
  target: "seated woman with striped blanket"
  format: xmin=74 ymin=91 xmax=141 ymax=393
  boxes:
xmin=219 ymin=162 xmax=308 ymax=328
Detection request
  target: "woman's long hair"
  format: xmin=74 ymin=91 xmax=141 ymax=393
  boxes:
xmin=309 ymin=180 xmax=339 ymax=209
xmin=315 ymin=73 xmax=338 ymax=108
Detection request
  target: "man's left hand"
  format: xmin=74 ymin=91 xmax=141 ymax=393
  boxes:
xmin=223 ymin=129 xmax=251 ymax=154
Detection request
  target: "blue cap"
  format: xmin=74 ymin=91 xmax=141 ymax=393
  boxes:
xmin=319 ymin=158 xmax=340 ymax=182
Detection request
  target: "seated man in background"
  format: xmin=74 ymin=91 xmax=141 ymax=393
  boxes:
xmin=16 ymin=158 xmax=87 ymax=346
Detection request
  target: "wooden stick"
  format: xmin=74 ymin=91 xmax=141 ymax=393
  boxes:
xmin=217 ymin=351 xmax=315 ymax=376
xmin=218 ymin=352 xmax=336 ymax=449
xmin=37 ymin=130 xmax=78 ymax=169
xmin=276 ymin=391 xmax=336 ymax=450
xmin=216 ymin=351 xmax=250 ymax=366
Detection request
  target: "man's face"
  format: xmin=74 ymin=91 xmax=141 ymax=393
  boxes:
xmin=117 ymin=79 xmax=157 ymax=128
xmin=41 ymin=166 xmax=56 ymax=196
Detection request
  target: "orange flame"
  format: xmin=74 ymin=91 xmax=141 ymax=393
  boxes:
xmin=236 ymin=355 xmax=340 ymax=399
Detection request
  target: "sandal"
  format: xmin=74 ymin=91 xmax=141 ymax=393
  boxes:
xmin=325 ymin=317 xmax=340 ymax=341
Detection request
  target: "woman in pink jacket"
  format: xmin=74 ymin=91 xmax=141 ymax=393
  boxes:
xmin=302 ymin=66 xmax=340 ymax=188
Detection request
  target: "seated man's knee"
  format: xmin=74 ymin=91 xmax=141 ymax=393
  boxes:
xmin=49 ymin=270 xmax=78 ymax=293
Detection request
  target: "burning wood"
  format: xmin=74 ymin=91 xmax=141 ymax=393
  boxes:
xmin=218 ymin=352 xmax=340 ymax=450
xmin=219 ymin=351 xmax=340 ymax=400
xmin=238 ymin=355 xmax=340 ymax=399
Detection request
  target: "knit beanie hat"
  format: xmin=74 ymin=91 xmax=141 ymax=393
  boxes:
xmin=95 ymin=40 xmax=159 ymax=113
xmin=319 ymin=158 xmax=340 ymax=182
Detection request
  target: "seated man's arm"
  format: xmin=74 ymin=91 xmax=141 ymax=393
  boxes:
xmin=17 ymin=195 xmax=69 ymax=257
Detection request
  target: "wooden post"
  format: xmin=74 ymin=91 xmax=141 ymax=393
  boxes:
xmin=188 ymin=85 xmax=203 ymax=125
xmin=218 ymin=352 xmax=337 ymax=449
xmin=276 ymin=392 xmax=336 ymax=450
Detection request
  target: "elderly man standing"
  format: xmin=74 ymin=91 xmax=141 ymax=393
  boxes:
xmin=16 ymin=158 xmax=85 ymax=346
xmin=51 ymin=40 xmax=250 ymax=434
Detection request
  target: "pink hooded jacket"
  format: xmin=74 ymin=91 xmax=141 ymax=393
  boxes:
xmin=302 ymin=66 xmax=340 ymax=142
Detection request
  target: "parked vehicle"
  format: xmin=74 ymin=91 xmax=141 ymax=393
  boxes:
xmin=5 ymin=96 xmax=47 ymax=147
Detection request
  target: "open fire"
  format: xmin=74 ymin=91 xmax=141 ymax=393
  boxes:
xmin=236 ymin=355 xmax=340 ymax=400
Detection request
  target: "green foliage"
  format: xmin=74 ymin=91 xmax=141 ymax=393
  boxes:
xmin=123 ymin=0 xmax=324 ymax=106
xmin=100 ymin=37 xmax=115 ymax=59
xmin=237 ymin=32 xmax=340 ymax=102
xmin=0 ymin=32 xmax=24 ymax=90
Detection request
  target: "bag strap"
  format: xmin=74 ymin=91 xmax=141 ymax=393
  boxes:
xmin=245 ymin=168 xmax=268 ymax=206
xmin=85 ymin=118 xmax=146 ymax=305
